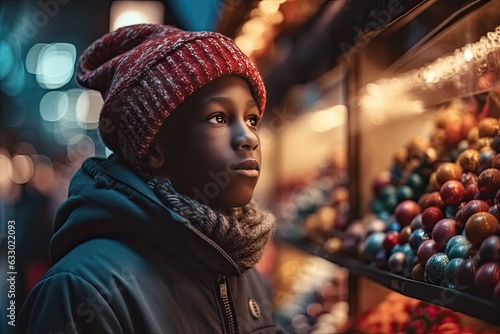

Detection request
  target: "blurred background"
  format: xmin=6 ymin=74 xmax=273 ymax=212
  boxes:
xmin=0 ymin=1 xmax=355 ymax=332
xmin=0 ymin=0 xmax=388 ymax=308
xmin=6 ymin=1 xmax=500 ymax=333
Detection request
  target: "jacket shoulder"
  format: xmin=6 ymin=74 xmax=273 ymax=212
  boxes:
xmin=17 ymin=271 xmax=123 ymax=333
xmin=51 ymin=238 xmax=149 ymax=276
xmin=18 ymin=239 xmax=164 ymax=333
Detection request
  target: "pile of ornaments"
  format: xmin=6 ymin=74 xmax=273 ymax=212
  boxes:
xmin=353 ymin=292 xmax=498 ymax=334
xmin=274 ymin=255 xmax=350 ymax=334
xmin=360 ymin=98 xmax=500 ymax=301
xmin=273 ymin=162 xmax=350 ymax=242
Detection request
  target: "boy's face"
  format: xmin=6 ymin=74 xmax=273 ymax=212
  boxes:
xmin=153 ymin=75 xmax=262 ymax=209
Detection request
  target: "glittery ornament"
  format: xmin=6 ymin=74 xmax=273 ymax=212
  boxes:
xmin=425 ymin=253 xmax=449 ymax=285
xmin=455 ymin=149 xmax=479 ymax=173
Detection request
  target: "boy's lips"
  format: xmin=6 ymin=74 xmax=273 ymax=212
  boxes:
xmin=230 ymin=159 xmax=260 ymax=177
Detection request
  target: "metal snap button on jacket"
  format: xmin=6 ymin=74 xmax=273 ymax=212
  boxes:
xmin=248 ymin=299 xmax=261 ymax=319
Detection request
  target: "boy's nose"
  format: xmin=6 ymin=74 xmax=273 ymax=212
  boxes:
xmin=232 ymin=122 xmax=259 ymax=152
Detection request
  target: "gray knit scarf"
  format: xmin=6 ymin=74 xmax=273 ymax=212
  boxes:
xmin=142 ymin=175 xmax=276 ymax=273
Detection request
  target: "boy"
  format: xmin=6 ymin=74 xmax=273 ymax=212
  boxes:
xmin=18 ymin=24 xmax=280 ymax=333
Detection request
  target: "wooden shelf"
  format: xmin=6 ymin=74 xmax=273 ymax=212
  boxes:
xmin=285 ymin=239 xmax=500 ymax=325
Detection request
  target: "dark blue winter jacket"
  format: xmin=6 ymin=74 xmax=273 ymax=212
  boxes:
xmin=17 ymin=156 xmax=280 ymax=334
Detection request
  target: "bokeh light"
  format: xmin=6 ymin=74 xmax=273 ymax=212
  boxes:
xmin=258 ymin=0 xmax=281 ymax=15
xmin=110 ymin=1 xmax=164 ymax=31
xmin=310 ymin=105 xmax=347 ymax=132
xmin=0 ymin=40 xmax=15 ymax=80
xmin=2 ymin=60 xmax=25 ymax=96
xmin=0 ymin=150 xmax=13 ymax=190
xmin=26 ymin=43 xmax=46 ymax=74
xmin=10 ymin=155 xmax=34 ymax=184
xmin=51 ymin=88 xmax=86 ymax=145
xmin=76 ymin=89 xmax=103 ymax=129
xmin=242 ymin=17 xmax=270 ymax=36
xmin=464 ymin=48 xmax=473 ymax=61
xmin=113 ymin=10 xmax=147 ymax=30
xmin=264 ymin=11 xmax=284 ymax=25
xmin=35 ymin=43 xmax=76 ymax=89
xmin=234 ymin=35 xmax=266 ymax=54
xmin=63 ymin=88 xmax=83 ymax=121
xmin=30 ymin=155 xmax=56 ymax=195
xmin=259 ymin=127 xmax=274 ymax=146
xmin=39 ymin=91 xmax=68 ymax=122
xmin=14 ymin=142 xmax=36 ymax=156
xmin=53 ymin=120 xmax=85 ymax=145
xmin=67 ymin=134 xmax=95 ymax=164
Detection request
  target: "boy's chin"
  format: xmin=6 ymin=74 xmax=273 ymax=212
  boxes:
xmin=208 ymin=194 xmax=254 ymax=210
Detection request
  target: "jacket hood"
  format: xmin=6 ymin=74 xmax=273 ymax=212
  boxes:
xmin=51 ymin=156 xmax=240 ymax=276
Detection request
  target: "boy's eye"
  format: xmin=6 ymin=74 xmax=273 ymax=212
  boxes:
xmin=207 ymin=114 xmax=226 ymax=124
xmin=246 ymin=115 xmax=259 ymax=127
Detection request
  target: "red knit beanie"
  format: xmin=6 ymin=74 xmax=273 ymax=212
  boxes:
xmin=76 ymin=24 xmax=266 ymax=166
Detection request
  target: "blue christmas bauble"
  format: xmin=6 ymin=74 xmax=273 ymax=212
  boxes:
xmin=425 ymin=253 xmax=449 ymax=285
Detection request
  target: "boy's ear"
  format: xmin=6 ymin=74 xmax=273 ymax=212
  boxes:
xmin=139 ymin=141 xmax=165 ymax=171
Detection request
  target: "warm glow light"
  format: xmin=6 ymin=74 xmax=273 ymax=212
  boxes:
xmin=358 ymin=25 xmax=500 ymax=129
xmin=0 ymin=152 xmax=12 ymax=188
xmin=258 ymin=0 xmax=280 ymax=15
xmin=10 ymin=155 xmax=34 ymax=184
xmin=264 ymin=11 xmax=284 ymax=25
xmin=366 ymin=83 xmax=382 ymax=95
xmin=310 ymin=105 xmax=347 ymax=132
xmin=242 ymin=18 xmax=270 ymax=36
xmin=114 ymin=10 xmax=147 ymax=30
xmin=423 ymin=69 xmax=436 ymax=83
xmin=234 ymin=35 xmax=261 ymax=55
xmin=370 ymin=111 xmax=385 ymax=126
xmin=76 ymin=89 xmax=103 ymax=129
xmin=464 ymin=48 xmax=473 ymax=61
xmin=259 ymin=127 xmax=273 ymax=145
xmin=410 ymin=100 xmax=425 ymax=114
xmin=250 ymin=8 xmax=263 ymax=18
xmin=30 ymin=155 xmax=56 ymax=194
xmin=110 ymin=1 xmax=164 ymax=31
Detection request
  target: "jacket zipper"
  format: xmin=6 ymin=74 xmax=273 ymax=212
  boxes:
xmin=186 ymin=224 xmax=241 ymax=275
xmin=217 ymin=274 xmax=237 ymax=334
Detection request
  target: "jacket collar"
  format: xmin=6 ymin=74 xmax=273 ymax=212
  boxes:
xmin=51 ymin=156 xmax=240 ymax=276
